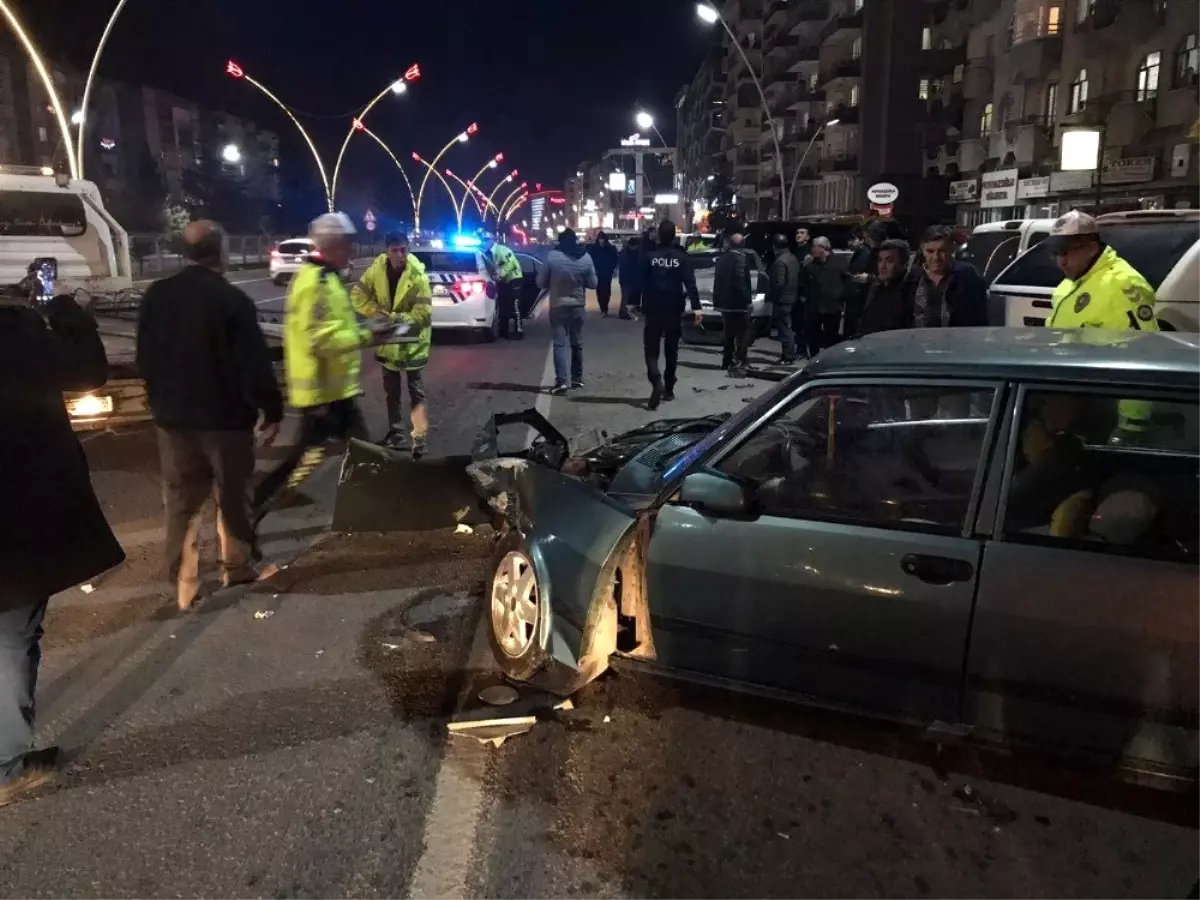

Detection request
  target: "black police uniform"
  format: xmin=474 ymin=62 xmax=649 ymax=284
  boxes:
xmin=640 ymin=244 xmax=701 ymax=395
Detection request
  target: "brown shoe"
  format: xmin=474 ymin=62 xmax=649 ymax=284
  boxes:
xmin=0 ymin=754 xmax=57 ymax=807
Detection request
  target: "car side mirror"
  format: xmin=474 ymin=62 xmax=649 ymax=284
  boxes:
xmin=679 ymin=471 xmax=748 ymax=516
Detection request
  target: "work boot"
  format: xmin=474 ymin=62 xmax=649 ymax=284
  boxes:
xmin=0 ymin=751 xmax=59 ymax=808
xmin=647 ymin=383 xmax=663 ymax=411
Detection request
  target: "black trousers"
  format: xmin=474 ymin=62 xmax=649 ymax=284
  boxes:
xmin=643 ymin=314 xmax=681 ymax=389
xmin=806 ymin=311 xmax=842 ymax=357
xmin=253 ymin=398 xmax=367 ymax=511
xmin=596 ymin=280 xmax=613 ymax=314
xmin=720 ymin=311 xmax=750 ymax=369
xmin=620 ymin=284 xmax=641 ymax=312
xmin=497 ymin=281 xmax=522 ymax=337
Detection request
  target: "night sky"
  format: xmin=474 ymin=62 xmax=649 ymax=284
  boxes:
xmin=23 ymin=0 xmax=712 ymax=230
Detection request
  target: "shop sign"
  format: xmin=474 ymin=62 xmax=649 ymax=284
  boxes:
xmin=980 ymin=168 xmax=1019 ymax=208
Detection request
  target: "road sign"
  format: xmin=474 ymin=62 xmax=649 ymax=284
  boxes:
xmin=867 ymin=182 xmax=899 ymax=205
xmin=364 ymin=210 xmax=377 ymax=232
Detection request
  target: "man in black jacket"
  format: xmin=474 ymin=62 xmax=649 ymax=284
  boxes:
xmin=911 ymin=224 xmax=989 ymax=328
xmin=641 ymin=220 xmax=701 ymax=410
xmin=136 ymin=220 xmax=283 ymax=612
xmin=856 ymin=239 xmax=913 ymax=336
xmin=712 ymin=232 xmax=754 ymax=375
xmin=617 ymin=235 xmax=641 ymax=320
xmin=588 ymin=231 xmax=619 ymax=317
xmin=0 ymin=293 xmax=124 ymax=806
xmin=766 ymin=233 xmax=802 ymax=365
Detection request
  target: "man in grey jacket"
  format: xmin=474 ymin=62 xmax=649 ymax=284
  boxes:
xmin=537 ymin=228 xmax=597 ymax=394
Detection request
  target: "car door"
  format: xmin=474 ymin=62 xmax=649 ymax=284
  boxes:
xmin=515 ymin=253 xmax=545 ymax=319
xmin=965 ymin=383 xmax=1199 ymax=771
xmin=644 ymin=379 xmax=1002 ymax=724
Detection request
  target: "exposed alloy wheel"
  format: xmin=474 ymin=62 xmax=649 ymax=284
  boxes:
xmin=491 ymin=550 xmax=539 ymax=658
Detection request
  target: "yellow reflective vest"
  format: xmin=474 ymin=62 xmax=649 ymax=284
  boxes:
xmin=490 ymin=242 xmax=523 ymax=283
xmin=350 ymin=253 xmax=432 ymax=372
xmin=1047 ymin=245 xmax=1158 ymax=433
xmin=283 ymin=263 xmax=370 ymax=409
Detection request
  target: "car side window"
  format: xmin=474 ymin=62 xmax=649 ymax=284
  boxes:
xmin=992 ymin=241 xmax=1063 ymax=289
xmin=716 ymin=384 xmax=997 ymax=534
xmin=1001 ymin=390 xmax=1199 ymax=563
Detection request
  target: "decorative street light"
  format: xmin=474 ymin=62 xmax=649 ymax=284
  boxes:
xmin=502 ymin=193 xmax=530 ymax=225
xmin=221 ymin=143 xmax=242 ymax=164
xmin=634 ymin=110 xmax=668 ymax=147
xmin=329 ymin=63 xmax=421 ymax=207
xmin=496 ymin=183 xmax=529 ymax=224
xmin=76 ymin=0 xmax=131 ymax=179
xmin=785 ymin=118 xmax=839 ymax=216
xmin=226 ymin=60 xmax=332 ymax=210
xmin=696 ymin=2 xmax=787 ymax=218
xmin=411 ymin=151 xmax=464 ymax=229
xmin=483 ymin=169 xmax=520 ymax=222
xmin=0 ymin=0 xmax=78 ymax=177
xmin=413 ymin=123 xmax=477 ymax=232
xmin=443 ymin=168 xmax=483 ymax=230
xmin=463 ymin=153 xmax=505 ymax=218
xmin=355 ymin=122 xmax=417 ymax=228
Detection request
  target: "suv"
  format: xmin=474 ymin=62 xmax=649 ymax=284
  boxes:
xmin=987 ymin=210 xmax=1200 ymax=331
xmin=957 ymin=218 xmax=1057 ymax=285
xmin=269 ymin=237 xmax=354 ymax=285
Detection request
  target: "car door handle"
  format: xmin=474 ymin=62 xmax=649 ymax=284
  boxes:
xmin=900 ymin=554 xmax=974 ymax=586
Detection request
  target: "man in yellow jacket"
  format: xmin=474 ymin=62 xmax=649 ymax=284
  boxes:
xmin=1046 ymin=209 xmax=1158 ymax=439
xmin=254 ymin=212 xmax=390 ymax=511
xmin=351 ymin=231 xmax=433 ymax=456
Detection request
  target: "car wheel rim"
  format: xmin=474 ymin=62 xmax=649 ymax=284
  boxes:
xmin=491 ymin=550 xmax=539 ymax=658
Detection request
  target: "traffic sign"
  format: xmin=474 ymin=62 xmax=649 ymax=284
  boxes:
xmin=867 ymin=182 xmax=899 ymax=205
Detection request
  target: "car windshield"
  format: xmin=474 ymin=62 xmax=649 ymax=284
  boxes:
xmin=961 ymin=230 xmax=1022 ymax=283
xmin=414 ymin=251 xmax=478 ymax=272
xmin=278 ymin=241 xmax=311 ymax=255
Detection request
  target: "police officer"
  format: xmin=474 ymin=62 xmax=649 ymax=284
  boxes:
xmin=640 ymin=219 xmax=701 ymax=410
xmin=1045 ymin=209 xmax=1158 ymax=439
xmin=484 ymin=234 xmax=524 ymax=339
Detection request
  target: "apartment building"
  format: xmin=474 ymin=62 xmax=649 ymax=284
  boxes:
xmin=928 ymin=0 xmax=1198 ymax=226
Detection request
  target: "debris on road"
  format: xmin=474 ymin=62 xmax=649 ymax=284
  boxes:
xmin=253 ymin=610 xmax=274 ymax=620
xmin=603 ymin=714 xmax=612 ymax=724
xmin=454 ymin=523 xmax=474 ymax=535
xmin=447 ymin=715 xmax=537 ymax=748
xmin=382 ymin=642 xmax=402 ymax=651
xmin=80 ymin=583 xmax=95 ymax=594
xmin=951 ymin=784 xmax=1019 ymax=826
xmin=479 ymin=685 xmax=520 ymax=706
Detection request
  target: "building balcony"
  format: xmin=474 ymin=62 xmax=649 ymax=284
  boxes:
xmin=766 ymin=34 xmax=801 ymax=58
xmin=962 ymin=59 xmax=993 ymax=101
xmin=782 ymin=84 xmax=825 ymax=111
xmin=785 ymin=44 xmax=821 ymax=72
xmin=1007 ymin=33 xmax=1062 ymax=82
xmin=825 ymin=104 xmax=860 ymax=125
xmin=820 ymin=57 xmax=862 ymax=83
xmin=998 ymin=115 xmax=1055 ymax=167
xmin=920 ymin=46 xmax=966 ymax=77
xmin=925 ymin=94 xmax=965 ymax=127
xmin=958 ymin=135 xmax=989 ymax=173
xmin=819 ymin=9 xmax=863 ymax=45
xmin=1060 ymin=91 xmax=1157 ymax=147
xmin=1157 ymin=81 xmax=1200 ymax=130
xmin=821 ymin=153 xmax=859 ymax=173
xmin=787 ymin=0 xmax=830 ymax=35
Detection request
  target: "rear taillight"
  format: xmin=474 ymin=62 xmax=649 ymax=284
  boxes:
xmin=460 ymin=279 xmax=486 ymax=297
xmin=270 ymin=247 xmax=281 ymax=259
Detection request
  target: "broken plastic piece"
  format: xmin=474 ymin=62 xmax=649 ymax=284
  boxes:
xmin=80 ymin=583 xmax=95 ymax=594
xmin=447 ymin=715 xmax=537 ymax=748
xmin=382 ymin=642 xmax=402 ymax=651
xmin=454 ymin=523 xmax=474 ymax=535
xmin=254 ymin=610 xmax=274 ymax=620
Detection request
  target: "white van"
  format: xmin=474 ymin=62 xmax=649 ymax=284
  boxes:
xmin=987 ymin=210 xmax=1200 ymax=331
xmin=0 ymin=168 xmax=132 ymax=295
xmin=957 ymin=218 xmax=1057 ymax=285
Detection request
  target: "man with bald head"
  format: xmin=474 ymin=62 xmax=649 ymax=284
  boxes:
xmin=137 ymin=219 xmax=283 ymax=611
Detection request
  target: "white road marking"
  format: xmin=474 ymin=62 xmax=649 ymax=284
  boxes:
xmin=255 ymin=295 xmax=287 ymax=306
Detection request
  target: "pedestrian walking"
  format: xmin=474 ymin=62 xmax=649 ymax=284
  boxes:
xmin=912 ymin=224 xmax=989 ymax=329
xmin=537 ymin=228 xmax=596 ymax=394
xmin=617 ymin=235 xmax=642 ymax=320
xmin=856 ymin=239 xmax=913 ymax=336
xmin=641 ymin=219 xmax=701 ymax=410
xmin=136 ymin=220 xmax=284 ymax=611
xmin=588 ymin=230 xmax=619 ymax=317
xmin=802 ymin=236 xmax=854 ymax=355
xmin=255 ymin=213 xmax=398 ymax=510
xmin=1 ymin=291 xmax=124 ymax=805
xmin=350 ymin=231 xmax=434 ymax=455
xmin=712 ymin=231 xmax=754 ymax=376
xmin=483 ymin=234 xmax=524 ymax=339
xmin=766 ymin=233 xmax=802 ymax=365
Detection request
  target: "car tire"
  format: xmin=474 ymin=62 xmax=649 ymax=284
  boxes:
xmin=479 ymin=307 xmax=499 ymax=343
xmin=486 ymin=534 xmax=547 ymax=683
xmin=272 ymin=274 xmax=285 ymax=286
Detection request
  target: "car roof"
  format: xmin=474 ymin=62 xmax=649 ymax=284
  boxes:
xmin=806 ymin=327 xmax=1200 ymax=388
xmin=970 ymin=219 xmax=1056 ymax=234
xmin=280 ymin=236 xmax=313 ymax=243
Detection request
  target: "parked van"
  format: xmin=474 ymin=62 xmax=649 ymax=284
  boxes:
xmin=957 ymin=218 xmax=1057 ymax=285
xmin=987 ymin=210 xmax=1200 ymax=331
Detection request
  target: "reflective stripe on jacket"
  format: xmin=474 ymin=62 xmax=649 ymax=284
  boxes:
xmin=350 ymin=253 xmax=433 ymax=372
xmin=284 ymin=263 xmax=369 ymax=408
xmin=1047 ymin=245 xmax=1159 ymax=331
xmin=490 ymin=243 xmax=523 ymax=283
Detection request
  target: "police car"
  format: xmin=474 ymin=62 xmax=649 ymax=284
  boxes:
xmin=412 ymin=246 xmax=499 ymax=342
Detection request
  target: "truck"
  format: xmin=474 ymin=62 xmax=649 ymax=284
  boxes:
xmin=0 ymin=168 xmax=281 ymax=432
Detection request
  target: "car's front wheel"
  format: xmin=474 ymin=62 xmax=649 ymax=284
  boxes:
xmin=487 ymin=535 xmax=546 ymax=682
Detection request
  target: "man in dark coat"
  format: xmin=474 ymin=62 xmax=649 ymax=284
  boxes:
xmin=766 ymin=233 xmax=802 ymax=365
xmin=856 ymin=239 xmax=914 ymax=336
xmin=587 ymin=231 xmax=619 ymax=317
xmin=911 ymin=224 xmax=989 ymax=328
xmin=712 ymin=231 xmax=754 ymax=375
xmin=803 ymin=236 xmax=855 ymax=355
xmin=0 ymin=292 xmax=124 ymax=806
xmin=617 ymin=235 xmax=642 ymax=320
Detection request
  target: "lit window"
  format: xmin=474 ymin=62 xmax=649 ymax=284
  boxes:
xmin=953 ymin=64 xmax=964 ymax=83
xmin=852 ymin=35 xmax=862 ymax=59
xmin=850 ymin=83 xmax=860 ymax=106
xmin=1047 ymin=3 xmax=1061 ymax=34
xmin=922 ymin=27 xmax=932 ymax=50
xmin=919 ymin=78 xmax=931 ymax=100
xmin=1069 ymin=68 xmax=1089 ymax=112
xmin=37 ymin=126 xmax=47 ymax=142
xmin=1177 ymin=34 xmax=1198 ymax=85
xmin=980 ymin=101 xmax=994 ymax=134
xmin=1137 ymin=51 xmax=1161 ymax=100
xmin=853 ymin=0 xmax=863 ymax=10
xmin=1045 ymin=82 xmax=1058 ymax=120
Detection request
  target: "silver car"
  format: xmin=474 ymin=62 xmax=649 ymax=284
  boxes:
xmin=473 ymin=328 xmax=1199 ymax=782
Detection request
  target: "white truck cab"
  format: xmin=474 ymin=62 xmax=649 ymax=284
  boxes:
xmin=0 ymin=167 xmax=133 ymax=295
xmin=986 ymin=210 xmax=1200 ymax=331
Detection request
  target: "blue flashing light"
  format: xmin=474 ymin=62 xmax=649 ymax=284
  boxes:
xmin=452 ymin=234 xmax=481 ymax=249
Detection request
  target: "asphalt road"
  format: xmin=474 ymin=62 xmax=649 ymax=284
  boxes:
xmin=3 ymin=286 xmax=1196 ymax=898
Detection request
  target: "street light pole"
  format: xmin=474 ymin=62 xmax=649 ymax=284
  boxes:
xmin=484 ymin=173 xmax=520 ymax=223
xmin=496 ymin=184 xmax=528 ymax=224
xmin=329 ymin=64 xmax=420 ymax=208
xmin=413 ymin=124 xmax=477 ymax=233
xmin=356 ymin=123 xmax=418 ymax=229
xmin=411 ymin=152 xmax=464 ymax=227
xmin=443 ymin=169 xmax=481 ymax=230
xmin=696 ymin=3 xmax=786 ymax=219
xmin=76 ymin=0 xmax=130 ymax=179
xmin=784 ymin=118 xmax=838 ymax=216
xmin=464 ymin=154 xmax=504 ymax=217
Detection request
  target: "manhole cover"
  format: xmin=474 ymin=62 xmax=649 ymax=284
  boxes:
xmin=479 ymin=685 xmax=519 ymax=706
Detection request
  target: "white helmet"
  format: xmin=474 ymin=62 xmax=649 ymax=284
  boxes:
xmin=309 ymin=211 xmax=357 ymax=238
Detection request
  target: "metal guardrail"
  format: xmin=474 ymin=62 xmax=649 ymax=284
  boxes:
xmin=129 ymin=234 xmax=385 ymax=278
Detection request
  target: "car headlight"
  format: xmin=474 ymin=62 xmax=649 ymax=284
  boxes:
xmin=67 ymin=393 xmax=113 ymax=418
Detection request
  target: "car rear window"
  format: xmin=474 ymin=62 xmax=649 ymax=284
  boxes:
xmin=993 ymin=220 xmax=1198 ymax=290
xmin=961 ymin=230 xmax=1022 ymax=283
xmin=279 ymin=240 xmax=312 ymax=255
xmin=414 ymin=251 xmax=478 ymax=272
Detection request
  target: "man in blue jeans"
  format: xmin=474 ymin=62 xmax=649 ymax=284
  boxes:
xmin=537 ymin=228 xmax=597 ymax=394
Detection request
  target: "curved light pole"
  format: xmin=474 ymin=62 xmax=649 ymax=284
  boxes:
xmin=76 ymin=0 xmax=131 ymax=178
xmin=226 ymin=61 xmax=332 ymax=210
xmin=355 ymin=122 xmax=417 ymax=228
xmin=635 ymin=110 xmax=668 ymax=147
xmin=413 ymin=123 xmax=477 ymax=233
xmin=329 ymin=63 xmax=421 ymax=208
xmin=696 ymin=2 xmax=786 ymax=218
xmin=497 ymin=185 xmax=529 ymax=224
xmin=502 ymin=193 xmax=530 ymax=226
xmin=484 ymin=172 xmax=521 ymax=223
xmin=785 ymin=118 xmax=838 ymax=216
xmin=463 ymin=153 xmax=504 ymax=217
xmin=411 ymin=152 xmax=463 ymax=227
xmin=443 ymin=169 xmax=482 ymax=229
xmin=0 ymin=0 xmax=78 ymax=177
